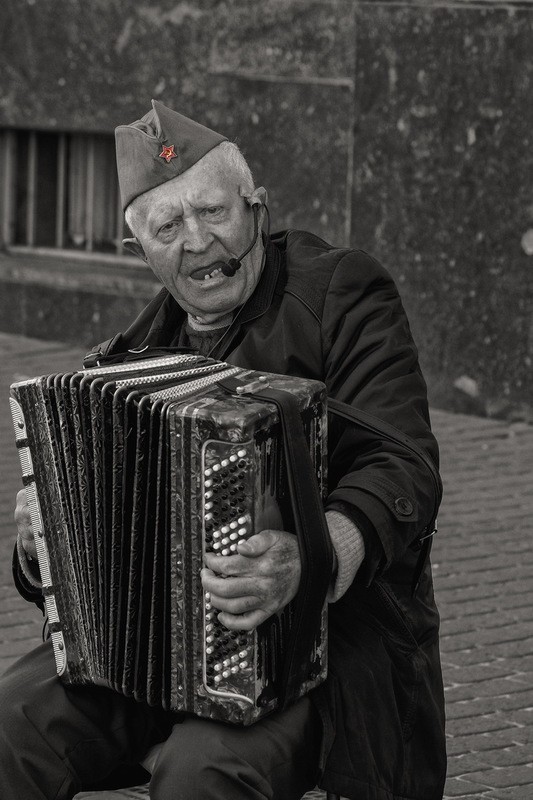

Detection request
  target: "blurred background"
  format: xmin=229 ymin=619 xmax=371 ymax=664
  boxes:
xmin=0 ymin=0 xmax=532 ymax=419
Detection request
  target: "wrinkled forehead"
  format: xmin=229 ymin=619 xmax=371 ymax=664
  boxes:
xmin=129 ymin=149 xmax=243 ymax=224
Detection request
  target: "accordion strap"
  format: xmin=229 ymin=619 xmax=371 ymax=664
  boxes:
xmin=218 ymin=377 xmax=333 ymax=710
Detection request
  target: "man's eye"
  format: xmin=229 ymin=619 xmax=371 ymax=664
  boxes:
xmin=159 ymin=221 xmax=180 ymax=234
xmin=204 ymin=206 xmax=222 ymax=216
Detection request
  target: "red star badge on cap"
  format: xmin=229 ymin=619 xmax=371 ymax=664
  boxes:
xmin=159 ymin=144 xmax=177 ymax=163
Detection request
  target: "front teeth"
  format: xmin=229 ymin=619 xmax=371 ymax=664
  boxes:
xmin=204 ymin=267 xmax=222 ymax=281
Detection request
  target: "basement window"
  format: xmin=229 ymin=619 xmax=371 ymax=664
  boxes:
xmin=0 ymin=128 xmax=132 ymax=257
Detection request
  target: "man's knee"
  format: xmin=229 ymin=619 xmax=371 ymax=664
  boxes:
xmin=0 ymin=641 xmax=151 ymax=794
xmin=149 ymin=701 xmax=321 ymax=800
xmin=149 ymin=720 xmax=268 ymax=800
xmin=0 ymin=680 xmax=22 ymax=766
xmin=0 ymin=645 xmax=78 ymax=797
xmin=0 ymin=643 xmax=51 ymax=750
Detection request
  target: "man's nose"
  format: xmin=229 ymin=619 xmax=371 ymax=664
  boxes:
xmin=182 ymin=217 xmax=213 ymax=253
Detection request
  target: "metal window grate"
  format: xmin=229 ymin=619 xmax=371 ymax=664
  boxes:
xmin=0 ymin=128 xmax=131 ymax=257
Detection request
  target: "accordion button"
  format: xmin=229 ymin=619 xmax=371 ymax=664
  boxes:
xmin=237 ymin=449 xmax=246 ymax=458
xmin=231 ymin=666 xmax=239 ymax=674
xmin=214 ymin=664 xmax=222 ymax=672
xmin=221 ymin=548 xmax=230 ymax=555
xmin=230 ymin=454 xmax=238 ymax=462
xmin=205 ymin=502 xmax=213 ymax=510
xmin=204 ymin=479 xmax=213 ymax=488
xmin=238 ymin=516 xmax=247 ymax=525
xmin=221 ymin=525 xmax=230 ymax=534
xmin=205 ymin=490 xmax=213 ymax=499
xmin=222 ymin=670 xmax=231 ymax=678
xmin=239 ymin=650 xmax=248 ymax=659
xmin=238 ymin=527 xmax=247 ymax=536
xmin=204 ymin=468 xmax=213 ymax=477
xmin=214 ymin=675 xmax=222 ymax=684
xmin=229 ymin=532 xmax=238 ymax=541
xmin=221 ymin=459 xmax=229 ymax=467
xmin=239 ymin=661 xmax=248 ymax=669
xmin=213 ymin=464 xmax=221 ymax=472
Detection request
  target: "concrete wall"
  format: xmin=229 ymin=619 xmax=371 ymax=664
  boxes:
xmin=350 ymin=2 xmax=533 ymax=420
xmin=0 ymin=0 xmax=532 ymax=419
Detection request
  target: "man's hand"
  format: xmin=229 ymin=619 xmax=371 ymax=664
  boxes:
xmin=201 ymin=530 xmax=301 ymax=631
xmin=14 ymin=488 xmax=37 ymax=560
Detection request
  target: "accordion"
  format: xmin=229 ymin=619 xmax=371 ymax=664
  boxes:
xmin=10 ymin=353 xmax=331 ymax=725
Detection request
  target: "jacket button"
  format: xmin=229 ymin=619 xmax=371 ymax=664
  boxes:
xmin=394 ymin=497 xmax=414 ymax=516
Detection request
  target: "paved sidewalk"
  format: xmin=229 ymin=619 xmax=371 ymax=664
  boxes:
xmin=0 ymin=332 xmax=532 ymax=800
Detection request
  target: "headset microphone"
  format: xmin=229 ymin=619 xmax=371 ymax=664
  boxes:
xmin=220 ymin=202 xmax=261 ymax=277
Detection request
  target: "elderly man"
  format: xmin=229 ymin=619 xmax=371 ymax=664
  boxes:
xmin=2 ymin=100 xmax=446 ymax=800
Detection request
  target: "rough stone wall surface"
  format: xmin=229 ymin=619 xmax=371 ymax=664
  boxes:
xmin=350 ymin=2 xmax=533 ymax=421
xmin=0 ymin=0 xmax=531 ymax=417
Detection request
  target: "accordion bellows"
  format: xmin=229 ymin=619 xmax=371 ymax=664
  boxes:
xmin=10 ymin=354 xmax=328 ymax=724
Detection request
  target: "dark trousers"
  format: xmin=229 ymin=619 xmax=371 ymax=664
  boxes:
xmin=0 ymin=641 xmax=322 ymax=800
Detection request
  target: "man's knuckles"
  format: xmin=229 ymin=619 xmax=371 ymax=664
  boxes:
xmin=204 ymin=553 xmax=249 ymax=574
xmin=218 ymin=612 xmax=263 ymax=631
xmin=238 ymin=529 xmax=280 ymax=556
xmin=210 ymin=595 xmax=259 ymax=614
xmin=204 ymin=575 xmax=254 ymax=598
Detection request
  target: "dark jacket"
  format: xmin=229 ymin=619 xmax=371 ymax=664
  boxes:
xmin=18 ymin=230 xmax=447 ymax=799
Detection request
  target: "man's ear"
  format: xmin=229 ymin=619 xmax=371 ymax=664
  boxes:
xmin=122 ymin=237 xmax=148 ymax=262
xmin=242 ymin=186 xmax=268 ymax=208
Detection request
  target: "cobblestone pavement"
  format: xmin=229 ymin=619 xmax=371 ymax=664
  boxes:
xmin=0 ymin=332 xmax=532 ymax=800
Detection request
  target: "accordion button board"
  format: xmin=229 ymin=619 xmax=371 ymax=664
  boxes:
xmin=10 ymin=354 xmax=328 ymax=725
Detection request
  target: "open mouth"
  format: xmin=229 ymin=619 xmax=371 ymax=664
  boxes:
xmin=190 ymin=261 xmax=227 ymax=281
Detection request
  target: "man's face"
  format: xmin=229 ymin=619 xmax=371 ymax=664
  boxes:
xmin=129 ymin=152 xmax=263 ymax=322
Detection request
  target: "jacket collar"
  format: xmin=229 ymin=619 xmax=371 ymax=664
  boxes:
xmin=238 ymin=238 xmax=283 ymax=324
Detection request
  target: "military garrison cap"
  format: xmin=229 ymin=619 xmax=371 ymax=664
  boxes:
xmin=115 ymin=99 xmax=228 ymax=210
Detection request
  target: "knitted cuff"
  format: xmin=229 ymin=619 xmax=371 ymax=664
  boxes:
xmin=325 ymin=510 xmax=365 ymax=603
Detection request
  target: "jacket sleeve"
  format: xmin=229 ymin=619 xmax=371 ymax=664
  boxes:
xmin=321 ymin=249 xmax=441 ymax=579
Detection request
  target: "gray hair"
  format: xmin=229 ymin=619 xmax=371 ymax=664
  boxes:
xmin=124 ymin=140 xmax=254 ymax=235
xmin=217 ymin=140 xmax=255 ymax=195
